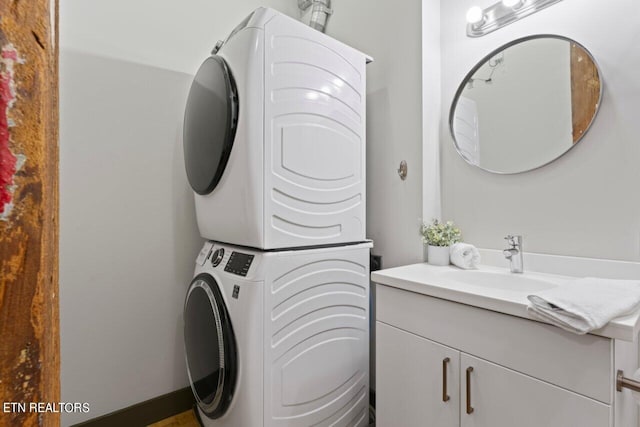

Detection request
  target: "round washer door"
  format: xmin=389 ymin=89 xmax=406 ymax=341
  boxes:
xmin=184 ymin=273 xmax=238 ymax=419
xmin=183 ymin=56 xmax=238 ymax=195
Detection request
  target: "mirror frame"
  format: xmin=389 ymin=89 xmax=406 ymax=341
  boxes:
xmin=448 ymin=34 xmax=604 ymax=175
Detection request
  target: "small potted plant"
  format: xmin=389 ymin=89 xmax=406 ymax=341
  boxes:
xmin=420 ymin=219 xmax=462 ymax=266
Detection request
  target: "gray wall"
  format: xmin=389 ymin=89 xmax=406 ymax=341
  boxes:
xmin=325 ymin=0 xmax=425 ymax=269
xmin=423 ymin=0 xmax=443 ymax=228
xmin=440 ymin=0 xmax=640 ymax=262
xmin=60 ymin=52 xmax=200 ymax=425
xmin=320 ymin=0 xmax=425 ymax=390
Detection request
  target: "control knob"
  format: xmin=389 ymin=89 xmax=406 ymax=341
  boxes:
xmin=211 ymin=248 xmax=225 ymax=267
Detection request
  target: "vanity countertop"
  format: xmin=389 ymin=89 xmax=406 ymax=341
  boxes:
xmin=371 ymin=263 xmax=640 ymax=342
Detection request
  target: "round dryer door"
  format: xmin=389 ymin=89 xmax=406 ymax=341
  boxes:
xmin=184 ymin=273 xmax=238 ymax=419
xmin=183 ymin=56 xmax=239 ymax=195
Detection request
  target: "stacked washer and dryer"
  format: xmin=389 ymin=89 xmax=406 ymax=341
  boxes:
xmin=182 ymin=8 xmax=372 ymax=427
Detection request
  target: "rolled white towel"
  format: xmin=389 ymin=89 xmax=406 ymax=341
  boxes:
xmin=450 ymin=243 xmax=480 ymax=270
xmin=527 ymin=278 xmax=640 ymax=335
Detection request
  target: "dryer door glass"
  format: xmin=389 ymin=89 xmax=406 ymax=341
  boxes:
xmin=183 ymin=56 xmax=238 ymax=195
xmin=184 ymin=273 xmax=237 ymax=419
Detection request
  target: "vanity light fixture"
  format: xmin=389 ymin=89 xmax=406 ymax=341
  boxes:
xmin=466 ymin=0 xmax=564 ymax=37
xmin=466 ymin=6 xmax=485 ymax=25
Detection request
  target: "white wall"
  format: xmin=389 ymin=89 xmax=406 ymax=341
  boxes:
xmin=440 ymin=0 xmax=640 ymax=261
xmin=60 ymin=1 xmax=297 ymax=425
xmin=61 ymin=0 xmax=297 ymax=74
xmin=61 ymin=0 xmax=424 ymax=424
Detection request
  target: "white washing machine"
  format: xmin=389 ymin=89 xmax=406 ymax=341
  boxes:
xmin=184 ymin=241 xmax=371 ymax=426
xmin=183 ymin=8 xmax=371 ymax=250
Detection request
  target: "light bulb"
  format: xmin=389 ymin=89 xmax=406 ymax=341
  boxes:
xmin=466 ymin=6 xmax=484 ymax=24
xmin=502 ymin=0 xmax=523 ymax=7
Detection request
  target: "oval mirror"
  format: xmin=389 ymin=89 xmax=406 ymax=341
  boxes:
xmin=449 ymin=35 xmax=602 ymax=174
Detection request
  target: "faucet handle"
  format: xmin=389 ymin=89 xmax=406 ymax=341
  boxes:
xmin=504 ymin=235 xmax=521 ymax=247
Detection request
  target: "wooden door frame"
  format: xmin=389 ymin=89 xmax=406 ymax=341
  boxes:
xmin=0 ymin=0 xmax=59 ymax=426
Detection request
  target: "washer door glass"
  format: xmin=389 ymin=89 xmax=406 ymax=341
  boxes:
xmin=184 ymin=273 xmax=237 ymax=419
xmin=183 ymin=56 xmax=238 ymax=195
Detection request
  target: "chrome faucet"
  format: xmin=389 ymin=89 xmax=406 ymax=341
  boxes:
xmin=503 ymin=235 xmax=523 ymax=273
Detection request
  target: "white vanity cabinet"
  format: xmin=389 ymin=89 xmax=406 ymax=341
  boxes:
xmin=377 ymin=322 xmax=460 ymax=427
xmin=373 ymin=271 xmax=640 ymax=427
xmin=460 ymin=353 xmax=609 ymax=427
xmin=377 ymin=321 xmax=609 ymax=427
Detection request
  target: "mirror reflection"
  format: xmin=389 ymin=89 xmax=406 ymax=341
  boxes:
xmin=450 ymin=36 xmax=602 ymax=174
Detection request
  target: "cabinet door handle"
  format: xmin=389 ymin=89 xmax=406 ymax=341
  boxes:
xmin=466 ymin=366 xmax=474 ymax=414
xmin=442 ymin=357 xmax=450 ymax=402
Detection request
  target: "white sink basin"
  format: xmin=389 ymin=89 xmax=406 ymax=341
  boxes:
xmin=371 ymin=260 xmax=640 ymax=341
xmin=441 ymin=269 xmax=558 ymax=292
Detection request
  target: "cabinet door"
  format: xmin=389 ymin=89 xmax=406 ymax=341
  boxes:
xmin=376 ymin=322 xmax=460 ymax=427
xmin=460 ymin=354 xmax=611 ymax=427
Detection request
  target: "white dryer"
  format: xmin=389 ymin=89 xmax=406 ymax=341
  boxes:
xmin=183 ymin=8 xmax=371 ymax=250
xmin=183 ymin=240 xmax=371 ymax=426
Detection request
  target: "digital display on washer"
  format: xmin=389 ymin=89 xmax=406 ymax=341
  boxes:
xmin=224 ymin=252 xmax=254 ymax=276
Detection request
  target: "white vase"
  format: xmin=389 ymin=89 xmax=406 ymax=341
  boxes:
xmin=427 ymin=245 xmax=450 ymax=266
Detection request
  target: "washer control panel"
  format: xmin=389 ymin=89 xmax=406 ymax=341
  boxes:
xmin=224 ymin=251 xmax=254 ymax=276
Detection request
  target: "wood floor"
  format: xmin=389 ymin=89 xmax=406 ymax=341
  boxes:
xmin=148 ymin=409 xmax=200 ymax=427
xmin=148 ymin=409 xmax=375 ymax=427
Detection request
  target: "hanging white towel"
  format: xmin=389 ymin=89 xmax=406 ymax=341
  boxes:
xmin=450 ymin=243 xmax=481 ymax=270
xmin=527 ymin=277 xmax=640 ymax=335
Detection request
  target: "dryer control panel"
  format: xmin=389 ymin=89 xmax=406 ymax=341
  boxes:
xmin=224 ymin=251 xmax=254 ymax=277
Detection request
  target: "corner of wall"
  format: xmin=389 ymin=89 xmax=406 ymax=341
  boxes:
xmin=422 ymin=0 xmax=442 ymax=229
